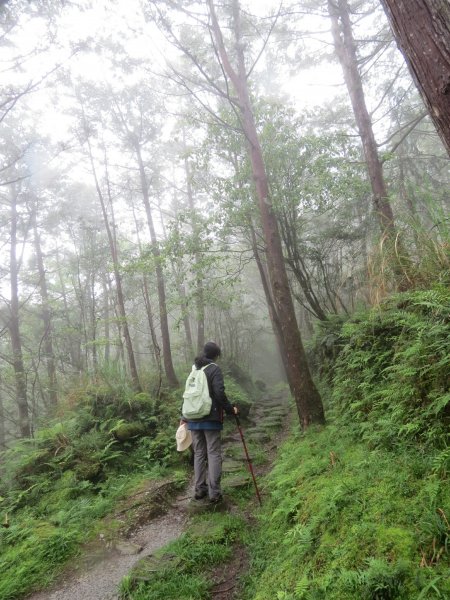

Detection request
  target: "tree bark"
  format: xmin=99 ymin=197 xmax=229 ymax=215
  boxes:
xmin=248 ymin=221 xmax=293 ymax=386
xmin=31 ymin=202 xmax=58 ymax=406
xmin=0 ymin=379 xmax=6 ymax=449
xmin=380 ymin=0 xmax=450 ymax=156
xmin=9 ymin=190 xmax=31 ymax=437
xmin=327 ymin=0 xmax=396 ymax=233
xmin=327 ymin=0 xmax=412 ymax=289
xmin=135 ymin=144 xmax=179 ymax=387
xmin=183 ymin=139 xmax=205 ymax=353
xmin=86 ymin=137 xmax=142 ymax=391
xmin=208 ymin=0 xmax=325 ymax=427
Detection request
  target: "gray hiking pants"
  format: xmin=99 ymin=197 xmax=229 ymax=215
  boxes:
xmin=191 ymin=429 xmax=222 ymax=500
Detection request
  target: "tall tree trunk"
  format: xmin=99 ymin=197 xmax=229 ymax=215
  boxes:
xmin=102 ymin=280 xmax=111 ymax=363
xmin=208 ymin=0 xmax=325 ymax=427
xmin=327 ymin=0 xmax=396 ymax=232
xmin=380 ymin=0 xmax=450 ymax=156
xmin=0 ymin=376 xmax=6 ymax=449
xmin=248 ymin=221 xmax=292 ymax=387
xmin=55 ymin=247 xmax=82 ymax=373
xmin=183 ymin=138 xmax=205 ymax=353
xmin=85 ymin=136 xmax=142 ymax=391
xmin=31 ymin=203 xmax=58 ymax=406
xmin=327 ymin=0 xmax=411 ymax=289
xmin=9 ymin=191 xmax=31 ymax=437
xmin=179 ymin=283 xmax=195 ymax=359
xmin=135 ymin=144 xmax=178 ymax=387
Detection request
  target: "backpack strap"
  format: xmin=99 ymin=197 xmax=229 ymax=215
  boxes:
xmin=201 ymin=362 xmax=216 ymax=371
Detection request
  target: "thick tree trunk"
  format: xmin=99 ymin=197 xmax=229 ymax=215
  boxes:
xmin=142 ymin=275 xmax=163 ymax=394
xmin=135 ymin=145 xmax=178 ymax=387
xmin=208 ymin=0 xmax=325 ymax=427
xmin=9 ymin=192 xmax=31 ymax=437
xmin=31 ymin=204 xmax=58 ymax=406
xmin=249 ymin=221 xmax=292 ymax=386
xmin=380 ymin=0 xmax=450 ymax=156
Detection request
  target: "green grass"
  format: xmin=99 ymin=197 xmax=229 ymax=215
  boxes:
xmin=0 ymin=465 xmax=177 ymax=600
xmin=0 ymin=366 xmax=254 ymax=600
xmin=241 ymin=424 xmax=450 ymax=600
xmin=119 ymin=512 xmax=246 ymax=600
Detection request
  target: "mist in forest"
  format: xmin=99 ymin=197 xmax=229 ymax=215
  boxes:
xmin=0 ymin=0 xmax=448 ymax=444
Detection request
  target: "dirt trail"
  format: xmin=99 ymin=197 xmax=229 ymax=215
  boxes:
xmin=27 ymin=484 xmax=192 ymax=600
xmin=27 ymin=390 xmax=289 ymax=600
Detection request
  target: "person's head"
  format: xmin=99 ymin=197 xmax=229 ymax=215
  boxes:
xmin=203 ymin=341 xmax=221 ymax=360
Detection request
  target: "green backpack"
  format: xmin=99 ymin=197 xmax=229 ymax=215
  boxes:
xmin=182 ymin=363 xmax=214 ymax=419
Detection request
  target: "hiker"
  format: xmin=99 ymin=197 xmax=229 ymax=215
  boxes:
xmin=182 ymin=341 xmax=238 ymax=503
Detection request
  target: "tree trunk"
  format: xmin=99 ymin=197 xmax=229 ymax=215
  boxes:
xmin=179 ymin=283 xmax=195 ymax=359
xmin=86 ymin=137 xmax=142 ymax=391
xmin=183 ymin=139 xmax=205 ymax=353
xmin=135 ymin=145 xmax=179 ymax=387
xmin=31 ymin=203 xmax=58 ymax=406
xmin=208 ymin=0 xmax=325 ymax=427
xmin=103 ymin=280 xmax=111 ymax=363
xmin=327 ymin=0 xmax=396 ymax=232
xmin=9 ymin=190 xmax=31 ymax=437
xmin=249 ymin=221 xmax=292 ymax=386
xmin=327 ymin=0 xmax=412 ymax=289
xmin=380 ymin=0 xmax=450 ymax=156
xmin=0 ymin=376 xmax=6 ymax=449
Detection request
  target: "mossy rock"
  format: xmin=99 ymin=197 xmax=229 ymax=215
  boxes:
xmin=73 ymin=458 xmax=103 ymax=482
xmin=188 ymin=517 xmax=230 ymax=543
xmin=113 ymin=421 xmax=147 ymax=442
xmin=247 ymin=431 xmax=271 ymax=443
xmin=222 ymin=459 xmax=244 ymax=473
xmin=261 ymin=417 xmax=284 ymax=429
xmin=223 ymin=474 xmax=251 ymax=491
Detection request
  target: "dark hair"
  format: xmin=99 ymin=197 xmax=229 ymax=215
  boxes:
xmin=203 ymin=341 xmax=221 ymax=360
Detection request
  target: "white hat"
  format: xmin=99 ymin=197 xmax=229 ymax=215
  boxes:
xmin=176 ymin=422 xmax=192 ymax=452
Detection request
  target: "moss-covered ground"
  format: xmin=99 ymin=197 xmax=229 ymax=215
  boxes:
xmin=241 ymin=423 xmax=450 ymax=599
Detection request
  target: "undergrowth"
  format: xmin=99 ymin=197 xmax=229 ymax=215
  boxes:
xmin=311 ymin=285 xmax=450 ymax=450
xmin=0 ymin=366 xmax=252 ymax=600
xmin=243 ymin=425 xmax=450 ymax=599
xmin=243 ymin=285 xmax=449 ymax=599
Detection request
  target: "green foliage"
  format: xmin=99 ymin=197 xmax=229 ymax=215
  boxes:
xmin=222 ymin=373 xmax=253 ymax=419
xmin=0 ymin=362 xmax=254 ymax=599
xmin=311 ymin=286 xmax=450 ymax=449
xmin=242 ymin=425 xmax=450 ymax=600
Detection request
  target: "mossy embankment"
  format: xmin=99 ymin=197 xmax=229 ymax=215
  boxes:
xmin=242 ymin=286 xmax=450 ymax=599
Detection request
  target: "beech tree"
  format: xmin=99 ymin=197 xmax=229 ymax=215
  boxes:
xmin=380 ymin=0 xmax=450 ymax=157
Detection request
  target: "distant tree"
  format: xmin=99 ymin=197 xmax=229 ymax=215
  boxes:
xmin=380 ymin=0 xmax=450 ymax=156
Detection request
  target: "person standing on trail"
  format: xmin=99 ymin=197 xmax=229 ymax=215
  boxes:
xmin=183 ymin=341 xmax=238 ymax=504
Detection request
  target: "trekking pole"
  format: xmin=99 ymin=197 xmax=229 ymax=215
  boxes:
xmin=235 ymin=414 xmax=262 ymax=506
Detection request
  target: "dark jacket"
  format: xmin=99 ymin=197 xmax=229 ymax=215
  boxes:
xmin=188 ymin=357 xmax=234 ymax=423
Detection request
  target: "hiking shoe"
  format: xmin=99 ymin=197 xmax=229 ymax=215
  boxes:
xmin=209 ymin=495 xmax=223 ymax=504
xmin=194 ymin=491 xmax=208 ymax=500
